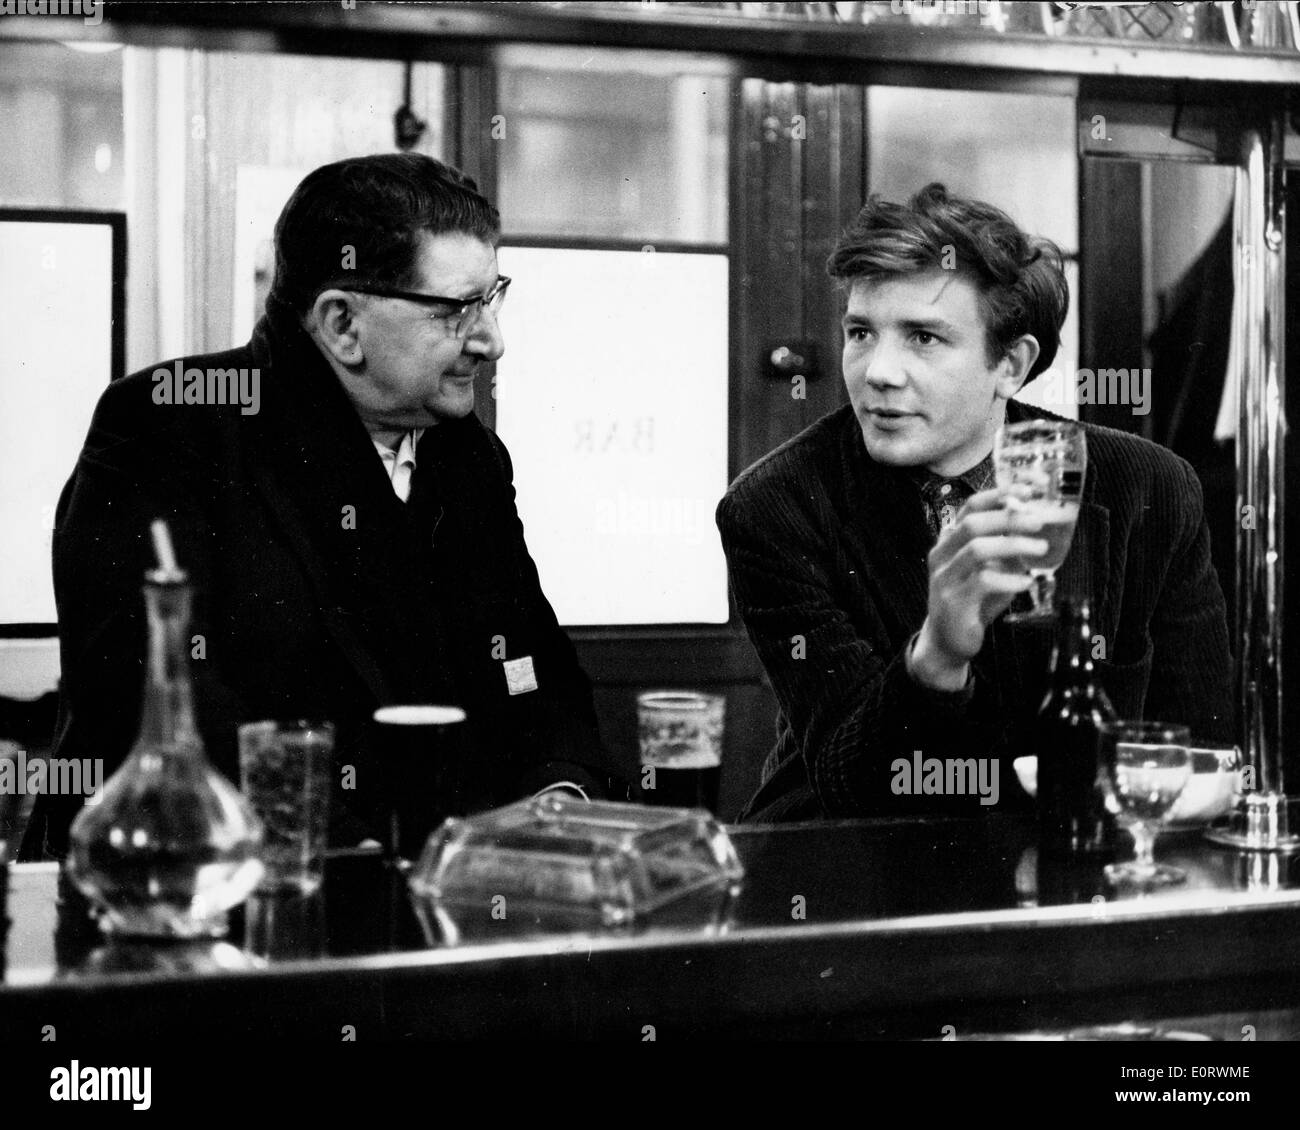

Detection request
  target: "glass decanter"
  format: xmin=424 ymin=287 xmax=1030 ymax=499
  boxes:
xmin=67 ymin=563 xmax=264 ymax=938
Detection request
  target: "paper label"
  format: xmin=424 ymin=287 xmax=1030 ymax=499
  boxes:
xmin=503 ymin=656 xmax=538 ymax=696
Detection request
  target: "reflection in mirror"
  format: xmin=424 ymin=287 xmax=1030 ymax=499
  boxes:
xmin=1079 ymin=157 xmax=1236 ymax=635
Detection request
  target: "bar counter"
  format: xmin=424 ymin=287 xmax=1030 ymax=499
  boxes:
xmin=4 ymin=814 xmax=1300 ymax=1040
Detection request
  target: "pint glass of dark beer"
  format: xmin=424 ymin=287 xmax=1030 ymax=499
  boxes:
xmin=371 ymin=705 xmax=467 ymax=865
xmin=636 ymin=690 xmax=724 ymax=812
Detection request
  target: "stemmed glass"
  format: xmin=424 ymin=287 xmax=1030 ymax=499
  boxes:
xmin=993 ymin=420 xmax=1086 ymax=621
xmin=1101 ymin=721 xmax=1193 ymax=889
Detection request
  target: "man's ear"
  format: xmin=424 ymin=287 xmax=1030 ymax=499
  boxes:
xmin=994 ymin=334 xmax=1041 ymax=400
xmin=304 ymin=289 xmax=364 ymax=368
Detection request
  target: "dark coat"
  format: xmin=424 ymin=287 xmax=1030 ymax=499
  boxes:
xmin=717 ymin=400 xmax=1236 ymax=823
xmin=31 ymin=310 xmax=635 ymax=856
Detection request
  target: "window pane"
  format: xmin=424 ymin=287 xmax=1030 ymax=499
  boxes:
xmin=196 ymin=52 xmax=445 ymax=351
xmin=494 ymin=246 xmax=729 ymax=626
xmin=0 ymin=42 xmax=124 ymax=211
xmin=0 ymin=219 xmax=115 ymax=624
xmin=866 ymin=86 xmax=1077 ymax=254
xmin=498 ymin=50 xmax=728 ymax=244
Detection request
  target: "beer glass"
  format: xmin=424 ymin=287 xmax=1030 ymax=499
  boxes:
xmin=993 ymin=419 xmax=1086 ymax=621
xmin=636 ymin=691 xmax=724 ymax=812
xmin=372 ymin=705 xmax=467 ymax=866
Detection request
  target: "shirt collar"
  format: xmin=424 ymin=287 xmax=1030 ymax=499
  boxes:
xmin=906 ymin=451 xmax=995 ymax=495
xmin=372 ymin=428 xmax=425 ymax=464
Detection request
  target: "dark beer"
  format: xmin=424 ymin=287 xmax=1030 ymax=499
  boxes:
xmin=646 ymin=757 xmax=722 ymax=811
xmin=637 ymin=691 xmax=725 ymax=813
xmin=372 ymin=705 xmax=467 ymax=862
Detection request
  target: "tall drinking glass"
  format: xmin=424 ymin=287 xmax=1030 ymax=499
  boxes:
xmin=372 ymin=705 xmax=467 ymax=866
xmin=1101 ymin=720 xmax=1193 ymax=889
xmin=238 ymin=720 xmax=333 ymax=895
xmin=993 ymin=419 xmax=1086 ymax=621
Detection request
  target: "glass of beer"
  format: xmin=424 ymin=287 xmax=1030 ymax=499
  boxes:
xmin=636 ymin=691 xmax=724 ymax=812
xmin=372 ymin=705 xmax=468 ymax=866
xmin=993 ymin=419 xmax=1086 ymax=621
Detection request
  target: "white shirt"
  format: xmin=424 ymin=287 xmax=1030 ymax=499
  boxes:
xmin=371 ymin=428 xmax=425 ymax=502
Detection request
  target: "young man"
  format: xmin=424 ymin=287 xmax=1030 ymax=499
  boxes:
xmin=33 ymin=154 xmax=635 ymax=856
xmin=718 ymin=183 xmax=1233 ymax=822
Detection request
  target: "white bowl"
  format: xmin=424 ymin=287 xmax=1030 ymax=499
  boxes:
xmin=1012 ymin=756 xmax=1037 ymax=799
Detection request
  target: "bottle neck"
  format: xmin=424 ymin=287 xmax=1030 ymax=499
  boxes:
xmin=137 ymin=581 xmax=199 ymax=749
xmin=1051 ymin=611 xmax=1097 ymax=689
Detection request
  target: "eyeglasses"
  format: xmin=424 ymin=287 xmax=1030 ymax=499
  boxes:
xmin=343 ymin=276 xmax=511 ymax=339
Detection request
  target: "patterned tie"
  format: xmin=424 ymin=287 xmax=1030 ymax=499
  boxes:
xmin=919 ymin=477 xmax=971 ymax=540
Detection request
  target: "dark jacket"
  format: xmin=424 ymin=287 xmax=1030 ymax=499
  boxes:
xmin=32 ymin=308 xmax=635 ymax=856
xmin=717 ymin=400 xmax=1235 ymax=823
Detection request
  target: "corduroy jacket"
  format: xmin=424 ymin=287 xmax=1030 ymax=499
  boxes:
xmin=717 ymin=400 xmax=1235 ymax=823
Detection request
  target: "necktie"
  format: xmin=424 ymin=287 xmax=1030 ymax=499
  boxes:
xmin=919 ymin=477 xmax=970 ymax=540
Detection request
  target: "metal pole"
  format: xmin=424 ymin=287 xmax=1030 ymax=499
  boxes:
xmin=1208 ymin=115 xmax=1300 ymax=852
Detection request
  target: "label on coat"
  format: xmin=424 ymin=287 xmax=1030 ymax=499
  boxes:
xmin=503 ymin=656 xmax=538 ymax=696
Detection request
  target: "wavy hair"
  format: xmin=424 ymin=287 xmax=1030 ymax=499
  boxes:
xmin=268 ymin=153 xmax=500 ymax=318
xmin=828 ymin=182 xmax=1068 ymax=383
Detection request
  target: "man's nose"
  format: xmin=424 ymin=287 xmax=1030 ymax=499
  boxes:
xmin=861 ymin=338 xmax=905 ymax=388
xmin=464 ymin=305 xmax=504 ymax=362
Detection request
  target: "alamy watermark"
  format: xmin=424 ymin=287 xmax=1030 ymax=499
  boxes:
xmin=152 ymin=360 xmax=261 ymax=416
xmin=0 ymin=749 xmax=103 ymax=802
xmin=891 ymin=750 xmax=1000 ymax=806
xmin=593 ymin=493 xmax=716 ymax=547
xmin=49 ymin=1062 xmax=151 ymax=1110
xmin=1035 ymin=367 xmax=1151 ymax=417
xmin=0 ymin=0 xmax=103 ymax=24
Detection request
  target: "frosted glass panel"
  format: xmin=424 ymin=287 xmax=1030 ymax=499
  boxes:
xmin=0 ymin=219 xmax=113 ymax=625
xmin=498 ymin=52 xmax=728 ymax=244
xmin=495 ymin=247 xmax=729 ymax=626
xmin=867 ymin=86 xmax=1077 ymax=254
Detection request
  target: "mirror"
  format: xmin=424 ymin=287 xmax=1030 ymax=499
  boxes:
xmin=1079 ymin=155 xmax=1237 ymax=632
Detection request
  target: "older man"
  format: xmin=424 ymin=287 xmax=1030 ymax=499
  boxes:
xmin=32 ymin=154 xmax=634 ymax=856
xmin=718 ymin=183 xmax=1234 ymax=822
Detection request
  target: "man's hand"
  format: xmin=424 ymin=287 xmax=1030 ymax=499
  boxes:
xmin=909 ymin=489 xmax=1046 ymax=691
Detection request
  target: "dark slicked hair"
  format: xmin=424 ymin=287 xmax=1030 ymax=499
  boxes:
xmin=828 ymin=182 xmax=1068 ymax=383
xmin=268 ymin=152 xmax=500 ymax=318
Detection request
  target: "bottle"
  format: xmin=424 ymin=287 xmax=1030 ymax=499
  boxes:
xmin=67 ymin=526 xmax=264 ymax=937
xmin=1036 ymin=598 xmax=1117 ymax=857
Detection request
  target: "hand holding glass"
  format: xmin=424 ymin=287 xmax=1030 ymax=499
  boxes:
xmin=993 ymin=420 xmax=1086 ymax=621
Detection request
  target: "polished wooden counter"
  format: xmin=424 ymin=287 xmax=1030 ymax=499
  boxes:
xmin=4 ymin=814 xmax=1300 ymax=1040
